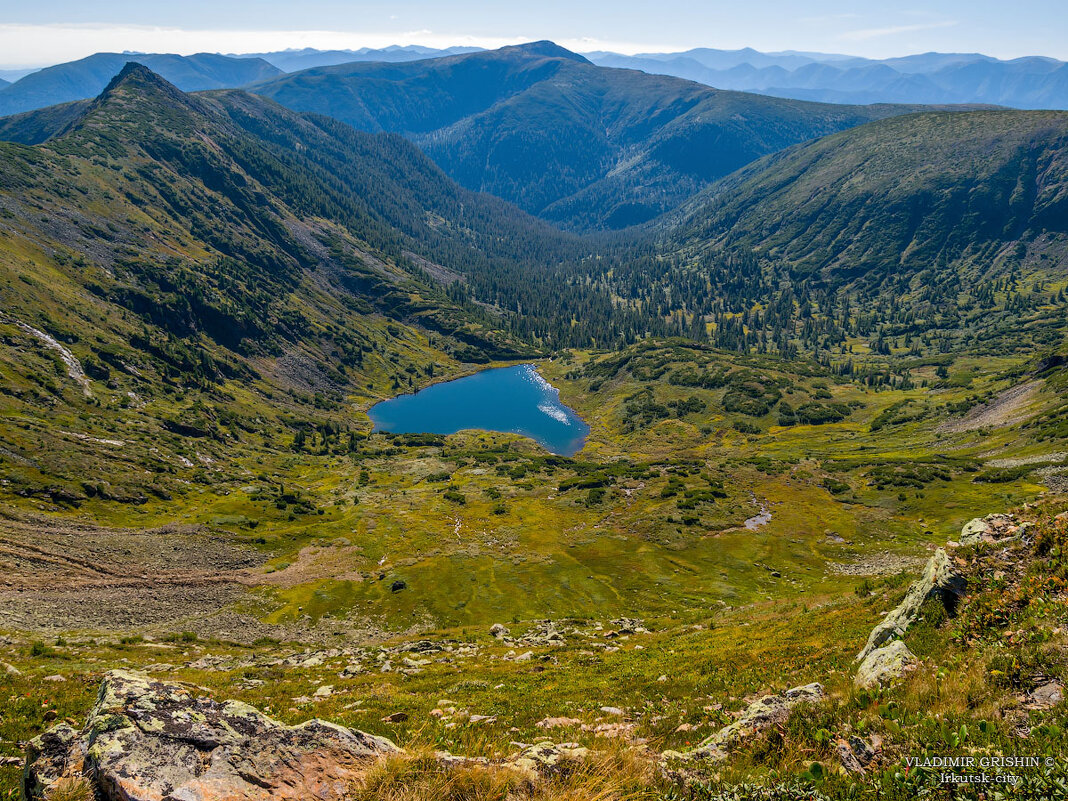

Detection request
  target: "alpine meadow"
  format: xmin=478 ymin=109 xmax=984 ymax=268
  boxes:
xmin=1 ymin=10 xmax=1068 ymax=801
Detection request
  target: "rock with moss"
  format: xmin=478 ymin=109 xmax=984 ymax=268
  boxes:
xmin=667 ymin=683 xmax=824 ymax=762
xmin=856 ymin=548 xmax=965 ymax=662
xmin=959 ymin=513 xmax=1017 ymax=546
xmin=505 ymin=740 xmax=589 ymax=777
xmin=23 ymin=669 xmax=399 ymax=800
xmin=854 ymin=640 xmax=918 ymax=689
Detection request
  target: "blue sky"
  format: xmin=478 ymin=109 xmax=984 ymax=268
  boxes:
xmin=1 ymin=0 xmax=1066 ymax=67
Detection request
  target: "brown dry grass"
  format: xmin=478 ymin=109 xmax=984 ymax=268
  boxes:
xmin=351 ymin=744 xmax=660 ymax=801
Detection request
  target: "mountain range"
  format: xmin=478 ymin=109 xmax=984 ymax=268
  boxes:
xmin=4 ymin=42 xmax=1067 ymax=121
xmin=624 ymin=108 xmax=1068 ymax=354
xmin=587 ymin=48 xmax=1068 ymax=109
xmin=0 ymin=52 xmax=281 ymax=117
xmin=2 ymin=44 xmax=1068 ymax=801
xmin=1 ymin=61 xmax=1065 ymax=373
xmin=245 ymin=42 xmax=949 ymax=230
xmin=232 ymin=45 xmax=483 ymax=73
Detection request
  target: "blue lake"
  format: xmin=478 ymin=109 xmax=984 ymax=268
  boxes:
xmin=367 ymin=364 xmax=589 ymax=456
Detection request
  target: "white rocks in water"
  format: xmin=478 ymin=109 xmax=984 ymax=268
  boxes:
xmin=669 ymin=683 xmax=824 ymax=762
xmin=856 ymin=548 xmax=965 ymax=662
xmin=22 ymin=670 xmax=398 ymax=801
xmin=854 ymin=640 xmax=918 ymax=689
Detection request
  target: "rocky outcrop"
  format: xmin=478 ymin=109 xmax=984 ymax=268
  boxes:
xmin=506 ymin=741 xmax=589 ymax=777
xmin=23 ymin=670 xmax=399 ymax=801
xmin=835 ymin=734 xmax=881 ymax=775
xmin=854 ymin=640 xmax=918 ymax=689
xmin=958 ymin=513 xmax=1025 ymax=546
xmin=856 ymin=548 xmax=965 ymax=662
xmin=667 ymin=683 xmax=824 ymax=762
xmin=488 ymin=620 xmax=567 ymax=647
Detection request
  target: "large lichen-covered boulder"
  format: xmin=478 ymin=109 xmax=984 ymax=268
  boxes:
xmin=856 ymin=549 xmax=965 ymax=662
xmin=854 ymin=640 xmax=919 ymax=689
xmin=666 ymin=683 xmax=824 ymax=762
xmin=23 ymin=669 xmax=399 ymax=801
xmin=959 ymin=513 xmax=1017 ymax=546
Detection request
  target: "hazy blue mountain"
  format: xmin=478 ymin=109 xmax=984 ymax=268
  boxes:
xmin=0 ymin=79 xmax=8 ymax=89
xmin=235 ymin=45 xmax=484 ymax=72
xmin=0 ymin=68 xmax=38 ymax=83
xmin=248 ymin=41 xmax=933 ymax=230
xmin=586 ymin=48 xmax=1068 ymax=109
xmin=0 ymin=52 xmax=282 ymax=116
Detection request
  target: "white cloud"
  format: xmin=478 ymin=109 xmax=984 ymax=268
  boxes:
xmin=839 ymin=20 xmax=957 ymax=42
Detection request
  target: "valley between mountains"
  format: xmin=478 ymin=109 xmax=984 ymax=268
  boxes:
xmin=0 ymin=46 xmax=1067 ymax=801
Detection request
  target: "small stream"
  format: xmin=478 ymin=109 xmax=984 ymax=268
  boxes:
xmin=743 ymin=496 xmax=772 ymax=530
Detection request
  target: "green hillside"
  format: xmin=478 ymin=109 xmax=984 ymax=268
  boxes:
xmin=0 ymin=63 xmax=564 ymax=508
xmin=1 ymin=63 xmax=1068 ymax=801
xmin=588 ymin=109 xmax=1068 ymax=360
xmin=249 ymin=42 xmax=934 ymax=230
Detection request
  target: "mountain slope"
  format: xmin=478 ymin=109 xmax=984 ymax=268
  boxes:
xmin=0 ymin=64 xmax=624 ymax=506
xmin=0 ymin=52 xmax=282 ymax=116
xmin=592 ymin=109 xmax=1068 ymax=357
xmin=248 ymin=42 xmax=929 ymax=230
xmin=672 ymin=110 xmax=1068 ymax=276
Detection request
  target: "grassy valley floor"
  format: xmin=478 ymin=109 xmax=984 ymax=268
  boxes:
xmin=2 ymin=341 xmax=1068 ymax=798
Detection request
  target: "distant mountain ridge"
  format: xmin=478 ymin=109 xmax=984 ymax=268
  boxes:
xmin=587 ymin=48 xmax=1068 ymax=109
xmin=233 ymin=45 xmax=483 ymax=73
xmin=0 ymin=52 xmax=282 ymax=117
xmin=247 ymin=42 xmax=945 ymax=230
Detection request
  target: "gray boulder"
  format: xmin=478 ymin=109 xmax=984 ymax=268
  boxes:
xmin=670 ymin=683 xmax=824 ymax=762
xmin=959 ymin=513 xmax=1016 ymax=546
xmin=857 ymin=548 xmax=965 ymax=661
xmin=23 ymin=669 xmax=399 ymax=800
xmin=854 ymin=640 xmax=919 ymax=689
